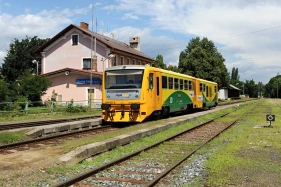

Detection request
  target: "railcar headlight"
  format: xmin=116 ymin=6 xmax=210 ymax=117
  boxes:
xmin=107 ymin=95 xmax=110 ymax=99
xmin=135 ymin=95 xmax=138 ymax=98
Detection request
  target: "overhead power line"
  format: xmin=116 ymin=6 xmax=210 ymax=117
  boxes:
xmin=143 ymin=25 xmax=281 ymax=54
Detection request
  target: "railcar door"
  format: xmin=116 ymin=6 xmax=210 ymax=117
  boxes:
xmin=155 ymin=71 xmax=162 ymax=110
xmin=148 ymin=72 xmax=156 ymax=110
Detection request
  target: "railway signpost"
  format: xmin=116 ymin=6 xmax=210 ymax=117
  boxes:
xmin=266 ymin=114 xmax=275 ymax=127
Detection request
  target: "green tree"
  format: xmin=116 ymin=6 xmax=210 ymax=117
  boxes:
xmin=230 ymin=67 xmax=240 ymax=85
xmin=178 ymin=37 xmax=229 ymax=88
xmin=244 ymin=79 xmax=258 ymax=98
xmin=16 ymin=71 xmax=51 ymax=102
xmin=0 ymin=77 xmax=9 ymax=102
xmin=0 ymin=36 xmax=49 ymax=82
xmin=265 ymin=75 xmax=281 ymax=98
xmin=152 ymin=54 xmax=166 ymax=69
xmin=166 ymin=65 xmax=179 ymax=72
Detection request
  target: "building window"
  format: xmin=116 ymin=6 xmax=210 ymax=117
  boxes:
xmin=127 ymin=58 xmax=130 ymax=65
xmin=83 ymin=58 xmax=91 ymax=69
xmin=132 ymin=59 xmax=135 ymax=65
xmin=120 ymin=56 xmax=124 ymax=65
xmin=137 ymin=61 xmax=141 ymax=65
xmin=72 ymin=34 xmax=78 ymax=45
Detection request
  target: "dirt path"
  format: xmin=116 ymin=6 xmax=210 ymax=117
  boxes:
xmin=0 ymin=145 xmax=64 ymax=186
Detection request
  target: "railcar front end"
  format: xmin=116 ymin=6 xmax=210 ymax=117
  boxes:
xmin=101 ymin=66 xmax=149 ymax=122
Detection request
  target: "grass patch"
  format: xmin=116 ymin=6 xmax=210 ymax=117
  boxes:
xmin=195 ymin=99 xmax=281 ymax=187
xmin=0 ymin=110 xmax=101 ymax=123
xmin=0 ymin=130 xmax=31 ymax=144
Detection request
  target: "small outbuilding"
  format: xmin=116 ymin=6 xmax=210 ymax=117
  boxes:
xmin=218 ymin=84 xmax=241 ymax=100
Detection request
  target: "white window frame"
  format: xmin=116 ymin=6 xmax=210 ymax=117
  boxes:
xmin=120 ymin=56 xmax=124 ymax=65
xmin=71 ymin=34 xmax=79 ymax=45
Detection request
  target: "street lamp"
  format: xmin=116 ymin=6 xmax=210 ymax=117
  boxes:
xmin=32 ymin=60 xmax=38 ymax=75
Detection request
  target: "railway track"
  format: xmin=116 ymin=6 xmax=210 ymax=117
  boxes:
xmin=0 ymin=114 xmax=101 ymax=131
xmin=0 ymin=125 xmax=117 ymax=155
xmin=52 ymin=110 xmax=240 ymax=187
xmin=0 ymin=99 xmax=251 ymax=132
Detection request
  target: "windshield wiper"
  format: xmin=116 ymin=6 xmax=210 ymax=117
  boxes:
xmin=108 ymin=85 xmax=137 ymax=89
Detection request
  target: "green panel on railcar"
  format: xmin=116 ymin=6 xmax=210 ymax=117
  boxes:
xmin=163 ymin=91 xmax=193 ymax=112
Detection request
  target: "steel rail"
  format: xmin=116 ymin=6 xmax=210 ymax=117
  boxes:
xmin=0 ymin=125 xmax=112 ymax=151
xmin=145 ymin=120 xmax=237 ymax=186
xmin=0 ymin=114 xmax=101 ymax=131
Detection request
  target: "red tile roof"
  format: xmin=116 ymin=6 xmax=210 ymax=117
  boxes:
xmin=34 ymin=24 xmax=154 ymax=61
xmin=41 ymin=67 xmax=102 ymax=77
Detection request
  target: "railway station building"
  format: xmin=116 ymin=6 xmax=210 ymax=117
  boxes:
xmin=34 ymin=22 xmax=154 ymax=108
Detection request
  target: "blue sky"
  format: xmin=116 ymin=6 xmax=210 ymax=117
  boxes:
xmin=1 ymin=0 xmax=281 ymax=84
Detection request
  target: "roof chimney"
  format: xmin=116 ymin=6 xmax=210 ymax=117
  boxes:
xmin=129 ymin=37 xmax=140 ymax=51
xmin=110 ymin=33 xmax=114 ymax=39
xmin=100 ymin=28 xmax=104 ymax=35
xmin=80 ymin=22 xmax=89 ymax=30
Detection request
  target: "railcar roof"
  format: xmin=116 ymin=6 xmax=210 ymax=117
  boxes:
xmin=197 ymin=78 xmax=217 ymax=84
xmin=104 ymin=65 xmax=147 ymax=71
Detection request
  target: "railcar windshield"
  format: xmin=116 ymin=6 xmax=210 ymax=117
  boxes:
xmin=105 ymin=69 xmax=144 ymax=89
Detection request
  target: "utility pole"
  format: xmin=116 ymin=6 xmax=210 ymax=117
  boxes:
xmin=90 ymin=4 xmax=94 ymax=110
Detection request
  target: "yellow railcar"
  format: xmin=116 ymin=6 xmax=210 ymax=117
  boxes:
xmin=101 ymin=65 xmax=218 ymax=122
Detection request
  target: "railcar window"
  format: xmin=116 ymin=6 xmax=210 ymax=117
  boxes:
xmin=206 ymin=86 xmax=209 ymax=97
xmin=168 ymin=77 xmax=173 ymax=89
xmin=174 ymin=78 xmax=179 ymax=90
xmin=180 ymin=79 xmax=183 ymax=90
xmin=105 ymin=69 xmax=144 ymax=89
xmin=149 ymin=73 xmax=154 ymax=89
xmin=189 ymin=80 xmax=192 ymax=90
xmin=203 ymin=84 xmax=206 ymax=92
xmin=157 ymin=77 xmax=159 ymax=96
xmin=200 ymin=83 xmax=203 ymax=92
xmin=184 ymin=80 xmax=188 ymax=90
xmin=162 ymin=76 xmax=167 ymax=88
xmin=215 ymin=86 xmax=217 ymax=92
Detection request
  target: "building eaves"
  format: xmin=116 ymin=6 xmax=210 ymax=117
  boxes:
xmin=41 ymin=67 xmax=102 ymax=77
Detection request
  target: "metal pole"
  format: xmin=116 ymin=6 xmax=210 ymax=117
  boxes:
xmin=36 ymin=61 xmax=38 ymax=75
xmin=90 ymin=4 xmax=94 ymax=109
xmin=277 ymin=82 xmax=278 ymax=99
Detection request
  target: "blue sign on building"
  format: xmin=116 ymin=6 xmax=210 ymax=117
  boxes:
xmin=76 ymin=78 xmax=101 ymax=85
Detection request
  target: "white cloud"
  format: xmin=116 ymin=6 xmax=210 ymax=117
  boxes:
xmin=107 ymin=26 xmax=184 ymax=66
xmin=0 ymin=7 xmax=89 ymax=65
xmin=122 ymin=13 xmax=139 ymax=20
xmin=103 ymin=0 xmax=281 ymax=83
